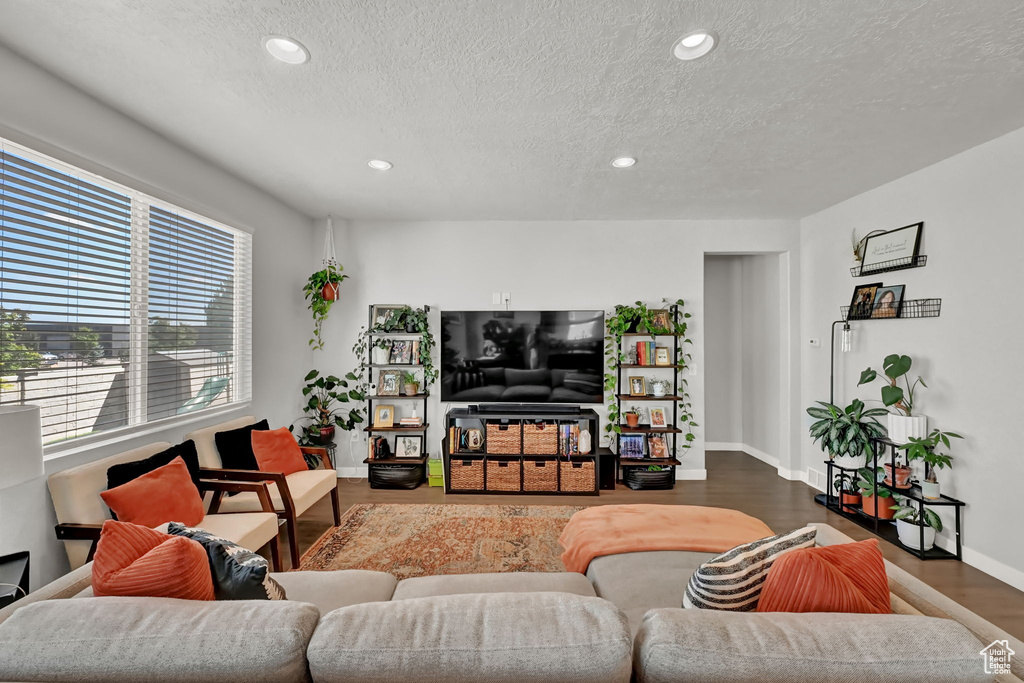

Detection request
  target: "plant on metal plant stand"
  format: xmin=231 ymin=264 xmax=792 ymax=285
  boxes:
xmin=890 ymin=494 xmax=942 ymax=551
xmin=806 ymin=398 xmax=888 ymax=467
xmin=303 ymin=264 xmax=349 ymax=351
xmin=290 ymin=369 xmax=365 ymax=447
xmin=898 ymin=429 xmax=961 ymax=500
xmin=858 ymin=353 xmax=929 ymax=445
xmin=833 ymin=471 xmax=862 ymax=513
xmin=856 ymin=466 xmax=894 ymax=520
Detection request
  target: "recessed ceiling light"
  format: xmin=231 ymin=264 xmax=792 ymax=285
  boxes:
xmin=264 ymin=36 xmax=309 ymax=64
xmin=674 ymin=30 xmax=718 ymax=61
xmin=368 ymin=159 xmax=393 ymax=171
xmin=611 ymin=157 xmax=637 ymax=168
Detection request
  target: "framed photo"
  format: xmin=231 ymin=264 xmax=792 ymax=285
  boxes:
xmin=848 ymin=282 xmax=882 ymax=320
xmin=372 ymin=304 xmax=406 ymax=331
xmin=389 ymin=340 xmax=412 ymax=364
xmin=649 ymin=407 xmax=667 ymax=428
xmin=377 ymin=369 xmax=402 ymax=396
xmin=871 ymin=285 xmax=905 ymax=319
xmin=395 ymin=434 xmax=424 ymax=458
xmin=373 ymin=404 xmax=395 ymax=428
xmin=628 ymin=376 xmax=646 ymax=396
xmin=647 ymin=434 xmax=668 ymax=459
xmin=649 ymin=309 xmax=671 ymax=332
xmin=654 ymin=347 xmax=671 ymax=366
xmin=619 ymin=434 xmax=646 ymax=458
xmin=861 ymin=222 xmax=923 ymax=273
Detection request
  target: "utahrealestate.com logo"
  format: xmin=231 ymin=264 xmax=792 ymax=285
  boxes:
xmin=980 ymin=640 xmax=1015 ymax=675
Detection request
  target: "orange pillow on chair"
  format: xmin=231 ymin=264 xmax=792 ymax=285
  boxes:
xmin=252 ymin=427 xmax=308 ymax=475
xmin=756 ymin=538 xmax=891 ymax=614
xmin=100 ymin=456 xmax=204 ymax=528
xmin=92 ymin=520 xmax=214 ymax=600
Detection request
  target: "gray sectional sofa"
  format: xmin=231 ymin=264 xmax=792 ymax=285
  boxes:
xmin=0 ymin=523 xmax=1020 ymax=682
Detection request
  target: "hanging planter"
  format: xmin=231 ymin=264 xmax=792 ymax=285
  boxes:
xmin=303 ymin=217 xmax=349 ymax=351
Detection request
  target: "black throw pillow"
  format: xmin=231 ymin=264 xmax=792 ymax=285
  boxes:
xmin=106 ymin=440 xmax=202 ymax=491
xmin=214 ymin=419 xmax=269 ymax=470
xmin=168 ymin=522 xmax=286 ymax=600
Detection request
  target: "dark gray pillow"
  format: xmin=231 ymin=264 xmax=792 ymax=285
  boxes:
xmin=214 ymin=419 xmax=269 ymax=470
xmin=168 ymin=522 xmax=285 ymax=600
xmin=106 ymin=440 xmax=201 ymax=491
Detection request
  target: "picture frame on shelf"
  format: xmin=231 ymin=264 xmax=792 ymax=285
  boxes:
xmin=649 ymin=309 xmax=671 ymax=332
xmin=649 ymin=407 xmax=667 ymax=428
xmin=871 ymin=285 xmax=905 ymax=319
xmin=628 ymin=376 xmax=646 ymax=396
xmin=373 ymin=405 xmax=395 ymax=428
xmin=654 ymin=347 xmax=671 ymax=366
xmin=372 ymin=304 xmax=406 ymax=331
xmin=848 ymin=282 xmax=882 ymax=320
xmin=648 ymin=434 xmax=668 ymax=459
xmin=377 ymin=369 xmax=402 ymax=396
xmin=860 ymin=222 xmax=923 ymax=274
xmin=395 ymin=434 xmax=424 ymax=458
xmin=619 ymin=434 xmax=645 ymax=458
xmin=389 ymin=340 xmax=413 ymax=364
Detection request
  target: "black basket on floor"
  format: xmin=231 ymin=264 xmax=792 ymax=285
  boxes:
xmin=623 ymin=467 xmax=674 ymax=490
xmin=369 ymin=463 xmax=425 ymax=489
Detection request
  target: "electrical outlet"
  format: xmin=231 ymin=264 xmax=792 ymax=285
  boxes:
xmin=687 ymin=364 xmax=697 ymax=376
xmin=501 ymin=292 xmax=511 ymax=306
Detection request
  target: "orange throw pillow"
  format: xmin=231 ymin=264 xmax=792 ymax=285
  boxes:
xmin=252 ymin=427 xmax=308 ymax=475
xmin=756 ymin=538 xmax=891 ymax=614
xmin=92 ymin=520 xmax=214 ymax=600
xmin=100 ymin=456 xmax=204 ymax=528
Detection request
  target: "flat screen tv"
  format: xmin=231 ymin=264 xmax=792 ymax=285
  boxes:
xmin=440 ymin=310 xmax=605 ymax=403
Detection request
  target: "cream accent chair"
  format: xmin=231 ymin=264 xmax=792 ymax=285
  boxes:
xmin=186 ymin=416 xmax=341 ymax=569
xmin=48 ymin=442 xmax=282 ymax=571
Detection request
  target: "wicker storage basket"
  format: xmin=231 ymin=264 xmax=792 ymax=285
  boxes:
xmin=486 ymin=459 xmax=522 ymax=492
xmin=559 ymin=460 xmax=595 ymax=493
xmin=449 ymin=458 xmax=484 ymax=490
xmin=486 ymin=422 xmax=522 ymax=454
xmin=522 ymin=422 xmax=558 ymax=454
xmin=523 ymin=458 xmax=558 ymax=492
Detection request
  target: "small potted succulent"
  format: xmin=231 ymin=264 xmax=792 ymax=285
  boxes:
xmin=402 ymin=370 xmax=420 ymax=396
xmin=833 ymin=471 xmax=862 ymax=514
xmin=648 ymin=378 xmax=671 ymax=397
xmin=898 ymin=429 xmax=961 ymax=499
xmin=891 ymin=495 xmax=942 ymax=551
xmin=858 ymin=354 xmax=927 ymax=444
xmin=856 ymin=467 xmax=895 ymax=519
xmin=806 ymin=398 xmax=888 ymax=469
xmin=624 ymin=407 xmax=641 ymax=428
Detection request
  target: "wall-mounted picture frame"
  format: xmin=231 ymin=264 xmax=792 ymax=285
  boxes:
xmin=860 ymin=222 xmax=923 ymax=273
xmin=849 ymin=282 xmax=882 ymax=320
xmin=373 ymin=404 xmax=395 ymax=428
xmin=372 ymin=304 xmax=407 ymax=331
xmin=628 ymin=376 xmax=646 ymax=396
xmin=649 ymin=407 xmax=667 ymax=428
xmin=377 ymin=369 xmax=402 ymax=396
xmin=647 ymin=434 xmax=668 ymax=459
xmin=395 ymin=434 xmax=424 ymax=458
xmin=389 ymin=340 xmax=413 ymax=364
xmin=654 ymin=347 xmax=671 ymax=366
xmin=871 ymin=285 xmax=905 ymax=319
xmin=649 ymin=309 xmax=671 ymax=332
xmin=619 ymin=434 xmax=646 ymax=458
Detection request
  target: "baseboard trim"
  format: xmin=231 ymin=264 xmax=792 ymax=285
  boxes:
xmin=675 ymin=468 xmax=708 ymax=480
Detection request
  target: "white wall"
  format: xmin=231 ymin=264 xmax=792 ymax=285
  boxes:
xmin=800 ymin=125 xmax=1024 ymax=589
xmin=740 ymin=255 xmax=782 ymax=460
xmin=703 ymin=257 xmax=743 ymax=444
xmin=0 ymin=45 xmax=315 ymax=590
xmin=317 ymin=219 xmax=800 ymax=480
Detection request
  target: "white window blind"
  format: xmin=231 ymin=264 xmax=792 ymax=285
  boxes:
xmin=0 ymin=139 xmax=252 ymax=449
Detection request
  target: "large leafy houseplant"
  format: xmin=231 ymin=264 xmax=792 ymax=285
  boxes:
xmin=303 ymin=264 xmax=349 ymax=351
xmin=891 ymin=494 xmax=942 ymax=551
xmin=898 ymin=428 xmax=961 ymax=499
xmin=806 ymin=398 xmax=888 ymax=463
xmin=856 ymin=466 xmax=894 ymax=519
xmin=858 ymin=354 xmax=925 ymax=417
xmin=290 ymin=369 xmax=364 ymax=446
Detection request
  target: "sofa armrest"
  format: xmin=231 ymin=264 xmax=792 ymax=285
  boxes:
xmin=300 ymin=446 xmax=333 ymax=470
xmin=53 ymin=523 xmax=103 ymax=564
xmin=199 ymin=479 xmax=277 ymax=515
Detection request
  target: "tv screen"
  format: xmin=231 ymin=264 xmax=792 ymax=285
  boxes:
xmin=440 ymin=310 xmax=605 ymax=403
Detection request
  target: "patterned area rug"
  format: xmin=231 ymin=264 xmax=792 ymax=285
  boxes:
xmin=298 ymin=503 xmax=585 ymax=578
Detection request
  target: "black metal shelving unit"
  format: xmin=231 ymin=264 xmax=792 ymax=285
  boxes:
xmin=850 ymin=254 xmax=928 ymax=277
xmin=841 ymin=298 xmax=942 ymax=321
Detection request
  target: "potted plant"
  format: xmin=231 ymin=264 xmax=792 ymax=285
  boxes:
xmin=883 ymin=451 xmax=913 ymax=490
xmin=891 ymin=495 xmax=942 ymax=551
xmin=858 ymin=354 xmax=927 ymax=444
xmin=898 ymin=429 xmax=961 ymax=499
xmin=402 ymin=371 xmax=420 ymax=396
xmin=303 ymin=264 xmax=349 ymax=351
xmin=648 ymin=378 xmax=671 ymax=397
xmin=856 ymin=466 xmax=895 ymax=519
xmin=806 ymin=398 xmax=888 ymax=469
xmin=834 ymin=471 xmax=862 ymax=514
xmin=291 ymin=369 xmax=364 ymax=446
xmin=624 ymin=407 xmax=640 ymax=428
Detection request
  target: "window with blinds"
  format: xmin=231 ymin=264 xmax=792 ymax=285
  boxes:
xmin=0 ymin=139 xmax=252 ymax=449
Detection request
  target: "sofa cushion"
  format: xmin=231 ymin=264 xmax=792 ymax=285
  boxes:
xmin=308 ymin=592 xmax=632 ymax=683
xmin=215 ymin=469 xmax=337 ymax=516
xmin=185 ymin=415 xmax=257 ymax=469
xmin=633 ymin=609 xmax=988 ymax=683
xmin=0 ymin=597 xmax=319 ymax=683
xmin=214 ymin=419 xmax=270 ymax=471
xmin=252 ymin=427 xmax=308 ymax=476
xmin=270 ymin=570 xmax=397 ymax=613
xmin=194 ymin=511 xmax=280 ymax=556
xmin=105 ymin=440 xmax=202 ymax=491
xmin=392 ymin=571 xmax=596 ymax=600
xmin=99 ymin=457 xmax=205 ymax=528
xmin=168 ymin=523 xmax=285 ymax=600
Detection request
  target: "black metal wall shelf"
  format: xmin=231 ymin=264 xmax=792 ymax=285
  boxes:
xmin=841 ymin=298 xmax=941 ymax=321
xmin=851 ymin=254 xmax=928 ymax=277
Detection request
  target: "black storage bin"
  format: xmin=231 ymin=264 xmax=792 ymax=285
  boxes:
xmin=369 ymin=463 xmax=425 ymax=489
xmin=623 ymin=467 xmax=674 ymax=490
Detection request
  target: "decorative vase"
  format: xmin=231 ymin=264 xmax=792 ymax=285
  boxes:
xmin=840 ymin=491 xmax=862 ymax=514
xmin=896 ymin=519 xmax=935 ymax=551
xmin=650 ymin=383 xmax=668 ymax=397
xmin=403 ymin=383 xmax=419 ymax=396
xmin=321 ymin=282 xmax=339 ymax=301
xmin=860 ymin=494 xmax=896 ymax=520
xmin=372 ymin=346 xmax=390 ymax=364
xmin=315 ymin=425 xmax=335 ymax=445
xmin=884 ymin=463 xmax=913 ymax=489
xmin=579 ymin=428 xmax=592 ymax=455
xmin=920 ymin=480 xmax=941 ymax=500
xmin=886 ymin=414 xmax=928 ymax=445
xmin=625 ymin=413 xmax=640 ymax=428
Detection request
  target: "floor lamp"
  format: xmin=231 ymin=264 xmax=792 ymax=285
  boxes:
xmin=830 ymin=319 xmax=852 ymax=404
xmin=0 ymin=405 xmax=44 ymax=604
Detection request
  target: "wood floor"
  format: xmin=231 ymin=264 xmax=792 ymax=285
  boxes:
xmin=286 ymin=449 xmax=1024 ymax=640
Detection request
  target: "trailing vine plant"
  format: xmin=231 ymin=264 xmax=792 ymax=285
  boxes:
xmin=604 ymin=298 xmax=697 ymax=457
xmin=303 ymin=263 xmax=349 ymax=351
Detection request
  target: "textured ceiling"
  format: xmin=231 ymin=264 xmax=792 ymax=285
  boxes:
xmin=1 ymin=0 xmax=1024 ymax=221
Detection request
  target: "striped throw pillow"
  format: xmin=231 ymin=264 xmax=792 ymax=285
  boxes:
xmin=683 ymin=526 xmax=817 ymax=611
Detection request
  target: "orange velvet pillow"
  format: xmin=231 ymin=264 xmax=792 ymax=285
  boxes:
xmin=100 ymin=456 xmax=204 ymax=528
xmin=756 ymin=538 xmax=891 ymax=614
xmin=92 ymin=520 xmax=214 ymax=600
xmin=252 ymin=427 xmax=308 ymax=475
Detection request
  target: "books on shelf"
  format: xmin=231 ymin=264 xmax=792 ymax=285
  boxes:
xmin=400 ymin=416 xmax=423 ymax=427
xmin=635 ymin=341 xmax=655 ymax=366
xmin=559 ymin=423 xmax=579 ymax=457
